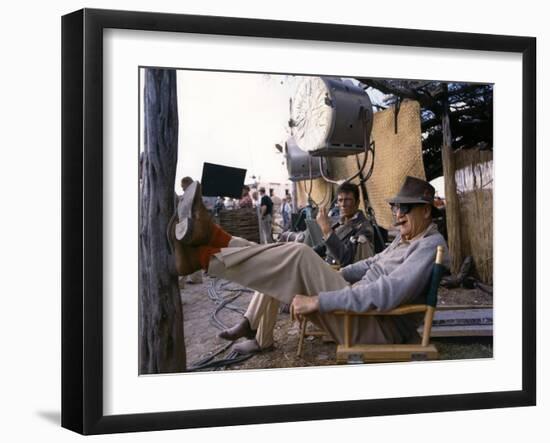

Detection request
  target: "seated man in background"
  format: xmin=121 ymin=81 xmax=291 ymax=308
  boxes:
xmin=313 ymin=182 xmax=374 ymax=266
xmin=172 ymin=176 xmax=449 ymax=355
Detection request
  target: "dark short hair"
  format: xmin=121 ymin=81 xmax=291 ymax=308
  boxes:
xmin=243 ymin=185 xmax=250 ymax=192
xmin=259 ymin=187 xmax=266 ymax=194
xmin=181 ymin=176 xmax=193 ymax=186
xmin=336 ymin=182 xmax=360 ymax=202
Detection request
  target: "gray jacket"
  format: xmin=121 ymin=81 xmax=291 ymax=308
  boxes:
xmin=318 ymin=223 xmax=449 ymax=313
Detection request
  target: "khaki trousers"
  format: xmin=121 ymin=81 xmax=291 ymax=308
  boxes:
xmin=208 ymin=239 xmax=416 ymax=347
xmin=245 ymin=291 xmax=280 ymax=348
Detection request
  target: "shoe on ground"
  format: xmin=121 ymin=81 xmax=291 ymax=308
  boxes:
xmin=232 ymin=339 xmax=262 ymax=355
xmin=218 ymin=318 xmax=256 ymax=341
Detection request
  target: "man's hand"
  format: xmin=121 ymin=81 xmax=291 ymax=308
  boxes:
xmin=316 ymin=206 xmax=332 ymax=237
xmin=292 ymin=294 xmax=320 ymax=319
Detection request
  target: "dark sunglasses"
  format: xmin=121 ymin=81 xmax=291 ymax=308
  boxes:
xmin=390 ymin=203 xmax=419 ymax=215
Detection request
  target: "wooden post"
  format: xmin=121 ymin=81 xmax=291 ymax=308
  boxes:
xmin=139 ymin=69 xmax=186 ymax=374
xmin=441 ymin=84 xmax=463 ymax=274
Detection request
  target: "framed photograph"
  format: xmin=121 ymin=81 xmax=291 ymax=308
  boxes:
xmin=62 ymin=8 xmax=536 ymax=435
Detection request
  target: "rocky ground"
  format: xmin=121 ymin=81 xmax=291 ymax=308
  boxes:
xmin=180 ymin=273 xmax=493 ymax=372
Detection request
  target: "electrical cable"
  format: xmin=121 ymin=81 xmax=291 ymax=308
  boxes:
xmin=188 ymin=278 xmax=257 ymax=371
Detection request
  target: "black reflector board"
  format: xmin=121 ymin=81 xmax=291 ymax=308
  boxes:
xmin=200 ymin=162 xmax=247 ymax=199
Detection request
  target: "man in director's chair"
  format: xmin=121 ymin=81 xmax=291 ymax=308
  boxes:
xmin=172 ymin=176 xmax=449 ymax=358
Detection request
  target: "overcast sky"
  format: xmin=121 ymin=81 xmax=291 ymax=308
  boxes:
xmin=140 ymin=70 xmax=444 ymax=196
xmin=174 ymin=71 xmax=297 ymax=192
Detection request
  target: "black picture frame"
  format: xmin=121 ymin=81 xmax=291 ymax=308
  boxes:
xmin=61 ymin=8 xmax=536 ymax=435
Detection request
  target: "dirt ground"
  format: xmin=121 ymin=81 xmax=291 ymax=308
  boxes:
xmin=437 ymin=286 xmax=492 ymax=306
xmin=180 ymin=273 xmax=493 ymax=372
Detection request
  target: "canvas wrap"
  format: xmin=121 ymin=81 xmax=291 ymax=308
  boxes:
xmin=363 ymin=100 xmax=426 ymax=229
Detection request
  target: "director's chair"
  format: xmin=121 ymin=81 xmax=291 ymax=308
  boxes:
xmin=293 ymin=245 xmax=445 ymax=363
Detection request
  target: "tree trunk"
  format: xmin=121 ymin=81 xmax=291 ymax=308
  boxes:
xmin=139 ymin=69 xmax=186 ymax=374
xmin=441 ymin=83 xmax=463 ymax=274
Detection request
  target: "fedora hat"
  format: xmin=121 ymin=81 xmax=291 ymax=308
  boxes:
xmin=387 ymin=176 xmax=442 ymax=216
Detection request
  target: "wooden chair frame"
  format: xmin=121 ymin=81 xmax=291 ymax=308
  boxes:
xmin=293 ymin=245 xmax=445 ymax=364
xmin=334 ymin=303 xmax=438 ymax=364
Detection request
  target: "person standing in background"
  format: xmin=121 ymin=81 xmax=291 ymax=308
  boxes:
xmin=270 ymin=189 xmax=283 ymax=237
xmin=258 ymin=187 xmax=273 ymax=243
xmin=238 ymin=185 xmax=253 ymax=208
xmin=281 ymin=194 xmax=293 ymax=231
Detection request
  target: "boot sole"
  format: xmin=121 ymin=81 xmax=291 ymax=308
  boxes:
xmin=177 ymin=181 xmax=198 ymax=220
xmin=175 ymin=217 xmax=193 ymax=241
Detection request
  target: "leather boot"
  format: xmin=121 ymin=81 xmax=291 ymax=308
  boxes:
xmin=169 ymin=213 xmax=203 ymax=276
xmin=187 ymin=205 xmax=214 ymax=246
xmin=175 ymin=181 xmax=214 ymax=246
xmin=175 ymin=244 xmax=202 ymax=276
xmin=218 ymin=318 xmax=256 ymax=341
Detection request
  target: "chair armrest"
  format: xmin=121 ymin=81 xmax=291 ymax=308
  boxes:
xmin=333 ymin=304 xmax=429 ymax=317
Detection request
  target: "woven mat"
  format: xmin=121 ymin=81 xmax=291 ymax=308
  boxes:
xmin=216 ymin=208 xmax=260 ymax=243
xmin=361 ymin=100 xmax=425 ymax=229
xmin=295 ymin=177 xmax=332 ymax=209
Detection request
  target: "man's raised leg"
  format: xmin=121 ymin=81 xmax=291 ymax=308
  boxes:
xmin=208 ymin=242 xmax=348 ymax=303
